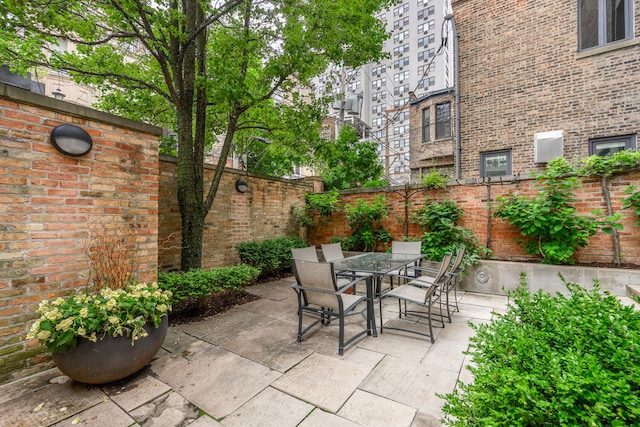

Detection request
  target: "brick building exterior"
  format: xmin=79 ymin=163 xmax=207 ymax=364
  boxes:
xmin=413 ymin=0 xmax=640 ymax=179
xmin=0 ymin=84 xmax=161 ymax=382
xmin=409 ymin=88 xmax=456 ymax=179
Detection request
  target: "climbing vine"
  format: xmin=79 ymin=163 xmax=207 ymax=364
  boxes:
xmin=494 ymin=158 xmax=621 ymax=265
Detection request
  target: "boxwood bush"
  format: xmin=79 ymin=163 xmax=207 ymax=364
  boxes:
xmin=237 ymin=236 xmax=306 ymax=278
xmin=158 ymin=264 xmax=260 ymax=307
xmin=442 ymin=274 xmax=640 ymax=426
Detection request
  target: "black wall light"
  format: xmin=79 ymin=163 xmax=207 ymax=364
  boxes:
xmin=50 ymin=124 xmax=93 ymax=156
xmin=235 ymin=178 xmax=248 ymax=193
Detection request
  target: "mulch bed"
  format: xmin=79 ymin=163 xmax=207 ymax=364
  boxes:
xmin=168 ymin=291 xmax=260 ymax=326
xmin=167 ymin=274 xmax=289 ymax=326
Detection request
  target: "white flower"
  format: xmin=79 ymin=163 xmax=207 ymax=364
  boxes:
xmin=37 ymin=330 xmax=51 ymax=340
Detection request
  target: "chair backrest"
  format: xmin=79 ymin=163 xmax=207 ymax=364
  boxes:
xmin=416 ymin=253 xmax=453 ymax=305
xmin=430 ymin=252 xmax=453 ymax=285
xmin=291 ymin=246 xmax=319 ymax=262
xmin=449 ymin=246 xmax=466 ymax=274
xmin=391 ymin=241 xmax=422 ymax=255
xmin=321 ymin=243 xmax=344 ymax=262
xmin=292 ymin=259 xmax=339 ymax=309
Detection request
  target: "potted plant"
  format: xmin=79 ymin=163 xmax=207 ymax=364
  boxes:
xmin=26 ymin=218 xmax=172 ymax=384
xmin=27 ymin=282 xmax=171 ymax=384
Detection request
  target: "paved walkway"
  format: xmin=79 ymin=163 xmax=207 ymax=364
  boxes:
xmin=0 ymin=277 xmax=580 ymax=427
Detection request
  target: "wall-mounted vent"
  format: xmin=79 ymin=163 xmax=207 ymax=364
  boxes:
xmin=534 ymin=130 xmax=564 ymax=163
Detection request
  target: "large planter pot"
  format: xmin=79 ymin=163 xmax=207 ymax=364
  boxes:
xmin=52 ymin=316 xmax=168 ymax=384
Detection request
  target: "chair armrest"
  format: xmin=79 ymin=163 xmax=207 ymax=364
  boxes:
xmin=292 ymin=275 xmax=366 ymax=296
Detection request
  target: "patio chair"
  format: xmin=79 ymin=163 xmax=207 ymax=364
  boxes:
xmin=321 ymin=243 xmax=374 ymax=294
xmin=291 ymin=259 xmax=369 ymax=355
xmin=291 ymin=246 xmax=319 ymax=262
xmin=384 ymin=241 xmax=423 ymax=291
xmin=320 ymin=243 xmax=345 ymax=262
xmin=378 ymin=252 xmax=452 ymax=343
xmin=401 ymin=251 xmax=455 ymax=323
xmin=410 ymin=246 xmax=466 ymax=319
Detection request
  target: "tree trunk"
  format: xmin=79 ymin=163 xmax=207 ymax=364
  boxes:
xmin=177 ymin=0 xmax=205 ymax=272
xmin=600 ymin=175 xmax=622 ymax=266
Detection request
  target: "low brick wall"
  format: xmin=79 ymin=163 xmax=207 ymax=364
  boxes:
xmin=309 ymin=172 xmax=640 ymax=266
xmin=0 ymin=84 xmax=161 ymax=383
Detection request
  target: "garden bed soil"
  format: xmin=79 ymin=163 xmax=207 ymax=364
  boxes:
xmin=168 ymin=290 xmax=260 ymax=326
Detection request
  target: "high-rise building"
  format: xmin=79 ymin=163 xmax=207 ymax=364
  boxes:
xmin=312 ymin=0 xmax=453 ymax=184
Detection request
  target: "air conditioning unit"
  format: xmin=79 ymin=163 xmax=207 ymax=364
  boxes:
xmin=534 ymin=130 xmax=564 ymax=163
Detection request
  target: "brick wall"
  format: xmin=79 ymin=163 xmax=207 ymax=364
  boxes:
xmin=158 ymin=157 xmax=313 ymax=272
xmin=0 ymin=84 xmax=161 ymax=383
xmin=308 ymin=172 xmax=640 ymax=265
xmin=451 ymin=0 xmax=640 ymax=178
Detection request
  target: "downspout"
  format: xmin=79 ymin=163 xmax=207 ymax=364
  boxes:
xmin=445 ymin=13 xmax=461 ymax=180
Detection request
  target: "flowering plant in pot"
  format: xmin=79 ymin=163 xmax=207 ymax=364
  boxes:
xmin=27 ymin=282 xmax=171 ymax=353
xmin=26 ymin=219 xmax=172 ymax=384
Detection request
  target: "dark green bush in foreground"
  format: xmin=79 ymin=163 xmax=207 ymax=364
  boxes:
xmin=158 ymin=264 xmax=260 ymax=306
xmin=237 ymin=236 xmax=306 ymax=277
xmin=442 ymin=274 xmax=640 ymax=426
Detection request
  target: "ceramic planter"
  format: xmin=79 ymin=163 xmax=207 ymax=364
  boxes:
xmin=52 ymin=316 xmax=168 ymax=384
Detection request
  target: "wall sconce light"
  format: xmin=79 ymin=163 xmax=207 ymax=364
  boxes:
xmin=235 ymin=178 xmax=248 ymax=193
xmin=52 ymin=87 xmax=66 ymax=101
xmin=50 ymin=124 xmax=93 ymax=156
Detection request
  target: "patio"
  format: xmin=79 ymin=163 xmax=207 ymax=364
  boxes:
xmin=1 ymin=278 xmax=518 ymax=426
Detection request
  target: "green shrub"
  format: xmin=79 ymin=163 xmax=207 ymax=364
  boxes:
xmin=344 ymin=196 xmax=391 ymax=251
xmin=293 ymin=190 xmax=341 ymax=229
xmin=237 ymin=236 xmax=306 ymax=277
xmin=158 ymin=264 xmax=260 ymax=306
xmin=412 ymin=199 xmax=489 ymax=265
xmin=493 ymin=158 xmax=621 ymax=264
xmin=441 ymin=274 xmax=640 ymax=426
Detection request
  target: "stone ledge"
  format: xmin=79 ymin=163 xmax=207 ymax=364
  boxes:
xmin=461 ymin=260 xmax=640 ymax=297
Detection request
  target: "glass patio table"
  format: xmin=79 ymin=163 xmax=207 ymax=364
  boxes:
xmin=332 ymin=252 xmax=424 ymax=337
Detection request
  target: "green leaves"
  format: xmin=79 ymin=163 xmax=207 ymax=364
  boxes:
xmin=493 ymin=163 xmax=621 ymax=264
xmin=157 ymin=264 xmax=260 ymax=306
xmin=412 ymin=199 xmax=488 ymax=265
xmin=237 ymin=236 xmax=306 ymax=278
xmin=441 ymin=275 xmax=640 ymax=426
xmin=344 ymin=196 xmax=390 ymax=251
xmin=316 ymin=126 xmax=385 ymax=191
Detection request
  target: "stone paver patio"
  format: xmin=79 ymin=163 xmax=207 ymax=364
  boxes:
xmin=4 ymin=277 xmax=632 ymax=426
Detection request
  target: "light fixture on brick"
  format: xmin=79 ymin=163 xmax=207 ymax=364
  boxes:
xmin=235 ymin=178 xmax=248 ymax=193
xmin=50 ymin=124 xmax=93 ymax=156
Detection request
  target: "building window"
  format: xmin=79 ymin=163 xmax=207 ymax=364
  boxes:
xmin=435 ymin=103 xmax=451 ymax=139
xmin=418 ymin=49 xmax=435 ymax=62
xmin=481 ymin=150 xmax=512 ymax=177
xmin=588 ymin=135 xmax=636 ymax=155
xmin=394 ymin=97 xmax=409 ymax=108
xmin=422 ymin=108 xmax=431 ymax=143
xmin=579 ymin=0 xmax=633 ymax=51
xmin=418 ymin=6 xmax=435 ymax=20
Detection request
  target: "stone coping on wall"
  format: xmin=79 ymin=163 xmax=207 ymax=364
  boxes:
xmin=0 ymin=83 xmax=162 ymax=135
xmin=461 ymin=260 xmax=640 ymax=297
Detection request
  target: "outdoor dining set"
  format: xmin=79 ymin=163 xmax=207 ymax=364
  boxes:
xmin=290 ymin=242 xmax=466 ymax=355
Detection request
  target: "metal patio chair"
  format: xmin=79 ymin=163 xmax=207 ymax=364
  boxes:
xmin=384 ymin=241 xmax=423 ymax=291
xmin=291 ymin=259 xmax=369 ymax=355
xmin=410 ymin=246 xmax=466 ymax=320
xmin=378 ymin=252 xmax=452 ymax=343
xmin=321 ymin=243 xmax=374 ymax=295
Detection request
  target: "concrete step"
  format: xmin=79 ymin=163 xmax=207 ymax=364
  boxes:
xmin=627 ymin=285 xmax=640 ymax=299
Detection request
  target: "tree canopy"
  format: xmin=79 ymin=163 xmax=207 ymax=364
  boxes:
xmin=0 ymin=0 xmax=393 ymax=270
xmin=316 ymin=125 xmax=386 ymax=190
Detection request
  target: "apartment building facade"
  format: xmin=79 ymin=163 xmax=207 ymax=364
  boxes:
xmin=432 ymin=0 xmax=640 ymax=179
xmin=314 ymin=0 xmax=454 ymax=184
